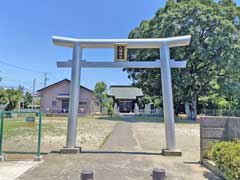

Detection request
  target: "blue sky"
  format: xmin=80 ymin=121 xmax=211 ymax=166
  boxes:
xmin=0 ymin=0 xmax=164 ymax=91
xmin=0 ymin=0 xmax=239 ymax=91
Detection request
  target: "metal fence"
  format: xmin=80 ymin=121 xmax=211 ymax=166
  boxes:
xmin=0 ymin=111 xmax=42 ymax=161
xmin=201 ymin=109 xmax=240 ymax=117
xmin=137 ymin=108 xmax=163 ymax=116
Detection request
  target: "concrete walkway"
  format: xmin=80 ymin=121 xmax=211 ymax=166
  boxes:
xmin=101 ymin=121 xmax=140 ymax=151
xmin=19 ymin=118 xmax=221 ymax=180
xmin=0 ymin=161 xmax=38 ymax=180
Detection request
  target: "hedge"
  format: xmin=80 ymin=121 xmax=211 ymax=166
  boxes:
xmin=208 ymin=140 xmax=240 ymax=180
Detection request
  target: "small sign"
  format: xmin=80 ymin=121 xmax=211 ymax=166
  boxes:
xmin=114 ymin=43 xmax=127 ymax=61
xmin=26 ymin=116 xmax=36 ymax=127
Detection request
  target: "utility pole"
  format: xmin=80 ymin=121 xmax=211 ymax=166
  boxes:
xmin=44 ymin=73 xmax=48 ymax=87
xmin=31 ymin=79 xmax=36 ymax=111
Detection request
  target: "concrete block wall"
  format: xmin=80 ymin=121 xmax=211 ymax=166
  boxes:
xmin=200 ymin=116 xmax=240 ymax=160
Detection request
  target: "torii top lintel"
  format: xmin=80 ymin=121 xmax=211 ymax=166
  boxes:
xmin=52 ymin=35 xmax=191 ymax=49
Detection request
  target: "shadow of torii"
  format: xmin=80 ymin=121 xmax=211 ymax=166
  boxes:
xmin=80 ymin=150 xmax=162 ymax=156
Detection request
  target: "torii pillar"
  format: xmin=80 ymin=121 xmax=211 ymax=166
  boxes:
xmin=160 ymin=43 xmax=180 ymax=155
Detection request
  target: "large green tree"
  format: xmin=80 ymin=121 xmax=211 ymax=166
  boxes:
xmin=126 ymin=0 xmax=240 ymax=119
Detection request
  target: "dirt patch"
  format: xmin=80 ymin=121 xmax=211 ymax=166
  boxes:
xmin=2 ymin=116 xmax=117 ymax=153
xmin=133 ymin=122 xmax=200 ymax=160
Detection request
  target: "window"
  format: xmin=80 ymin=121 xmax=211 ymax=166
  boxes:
xmin=62 ymin=99 xmax=69 ymax=109
xmin=79 ymin=101 xmax=88 ymax=106
xmin=52 ymin=100 xmax=57 ymax=107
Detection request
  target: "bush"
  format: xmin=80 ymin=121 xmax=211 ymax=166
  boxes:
xmin=107 ymin=106 xmax=114 ymax=117
xmin=105 ymin=97 xmax=114 ymax=117
xmin=208 ymin=140 xmax=240 ymax=180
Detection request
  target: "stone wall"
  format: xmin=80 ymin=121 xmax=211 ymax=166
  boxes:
xmin=200 ymin=116 xmax=240 ymax=160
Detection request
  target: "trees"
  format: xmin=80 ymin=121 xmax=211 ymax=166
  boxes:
xmin=126 ymin=0 xmax=240 ymax=120
xmin=23 ymin=92 xmax=33 ymax=108
xmin=0 ymin=88 xmax=37 ymax=111
xmin=0 ymin=89 xmax=8 ymax=106
xmin=5 ymin=89 xmax=22 ymax=111
xmin=0 ymin=88 xmax=24 ymax=110
xmin=94 ymin=82 xmax=107 ymax=112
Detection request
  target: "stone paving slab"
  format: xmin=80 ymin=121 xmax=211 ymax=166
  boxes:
xmin=0 ymin=161 xmax=38 ymax=180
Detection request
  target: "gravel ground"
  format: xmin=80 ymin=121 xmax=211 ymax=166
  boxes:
xmin=19 ymin=116 xmax=221 ymax=180
xmin=2 ymin=116 xmax=117 ymax=153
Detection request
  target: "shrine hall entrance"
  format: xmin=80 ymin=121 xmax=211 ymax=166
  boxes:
xmin=108 ymin=85 xmax=144 ymax=113
xmin=118 ymin=100 xmax=133 ymax=113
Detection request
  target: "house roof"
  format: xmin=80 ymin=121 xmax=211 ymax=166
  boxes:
xmin=108 ymin=85 xmax=143 ymax=99
xmin=37 ymin=79 xmax=94 ymax=93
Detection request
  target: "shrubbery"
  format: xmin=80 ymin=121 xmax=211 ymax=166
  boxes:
xmin=106 ymin=97 xmax=114 ymax=117
xmin=107 ymin=106 xmax=114 ymax=117
xmin=207 ymin=140 xmax=240 ymax=180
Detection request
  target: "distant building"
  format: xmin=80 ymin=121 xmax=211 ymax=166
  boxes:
xmin=108 ymin=86 xmax=143 ymax=113
xmin=37 ymin=79 xmax=99 ymax=115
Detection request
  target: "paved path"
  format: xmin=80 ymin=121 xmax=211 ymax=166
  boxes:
xmin=101 ymin=120 xmax=140 ymax=151
xmin=0 ymin=161 xmax=38 ymax=180
xmin=19 ymin=117 xmax=221 ymax=180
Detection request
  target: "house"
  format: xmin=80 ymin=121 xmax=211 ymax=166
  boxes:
xmin=108 ymin=85 xmax=143 ymax=113
xmin=37 ymin=79 xmax=99 ymax=115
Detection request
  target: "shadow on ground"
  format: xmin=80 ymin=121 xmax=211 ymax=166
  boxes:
xmin=81 ymin=150 xmax=162 ymax=156
xmin=203 ymin=171 xmax=223 ymax=180
xmin=95 ymin=115 xmax=198 ymax=124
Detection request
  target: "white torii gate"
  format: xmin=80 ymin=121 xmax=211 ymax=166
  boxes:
xmin=53 ymin=35 xmax=191 ymax=156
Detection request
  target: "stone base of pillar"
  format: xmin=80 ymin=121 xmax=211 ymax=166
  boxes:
xmin=34 ymin=156 xmax=42 ymax=161
xmin=162 ymin=149 xmax=182 ymax=156
xmin=60 ymin=147 xmax=81 ymax=154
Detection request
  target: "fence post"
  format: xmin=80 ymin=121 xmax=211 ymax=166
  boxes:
xmin=81 ymin=169 xmax=94 ymax=180
xmin=152 ymin=168 xmax=166 ymax=180
xmin=35 ymin=112 xmax=42 ymax=161
xmin=0 ymin=111 xmax=5 ymax=161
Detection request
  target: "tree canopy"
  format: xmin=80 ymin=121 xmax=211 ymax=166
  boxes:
xmin=5 ymin=89 xmax=22 ymax=111
xmin=126 ymin=0 xmax=240 ymax=119
xmin=0 ymin=89 xmax=8 ymax=105
xmin=0 ymin=88 xmax=32 ymax=111
xmin=23 ymin=92 xmax=33 ymax=108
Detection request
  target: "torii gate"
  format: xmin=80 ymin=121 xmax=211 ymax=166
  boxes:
xmin=53 ymin=35 xmax=191 ymax=156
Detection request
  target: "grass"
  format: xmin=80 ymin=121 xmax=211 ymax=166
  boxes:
xmin=94 ymin=115 xmax=122 ymax=121
xmin=2 ymin=117 xmax=65 ymax=138
xmin=96 ymin=114 xmax=195 ymax=123
xmin=0 ymin=114 xmax=195 ymax=155
xmin=1 ymin=115 xmax=117 ymax=153
xmin=133 ymin=115 xmax=195 ymax=123
xmin=132 ymin=115 xmax=163 ymax=122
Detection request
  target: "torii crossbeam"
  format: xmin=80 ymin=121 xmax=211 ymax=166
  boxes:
xmin=53 ymin=35 xmax=191 ymax=156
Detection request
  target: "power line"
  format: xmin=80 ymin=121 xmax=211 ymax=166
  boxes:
xmin=0 ymin=59 xmax=50 ymax=88
xmin=0 ymin=59 xmax=47 ymax=74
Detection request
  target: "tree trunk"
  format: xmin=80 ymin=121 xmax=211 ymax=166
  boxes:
xmin=190 ymin=97 xmax=197 ymax=120
xmin=100 ymin=100 xmax=103 ymax=112
xmin=185 ymin=102 xmax=191 ymax=119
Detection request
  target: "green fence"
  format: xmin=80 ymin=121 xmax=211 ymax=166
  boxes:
xmin=0 ymin=111 xmax=42 ymax=160
xmin=202 ymin=109 xmax=240 ymax=117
